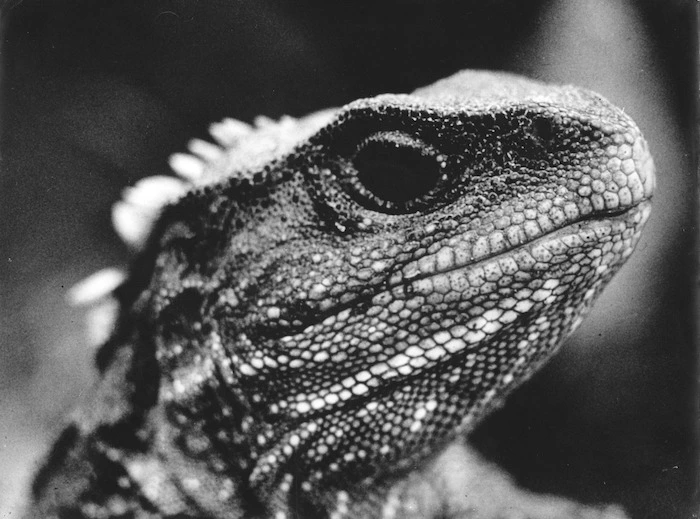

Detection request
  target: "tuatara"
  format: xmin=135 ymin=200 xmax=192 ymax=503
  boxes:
xmin=29 ymin=70 xmax=655 ymax=519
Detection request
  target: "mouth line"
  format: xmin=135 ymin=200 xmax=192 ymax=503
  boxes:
xmin=388 ymin=199 xmax=650 ymax=290
xmin=267 ymin=200 xmax=651 ymax=342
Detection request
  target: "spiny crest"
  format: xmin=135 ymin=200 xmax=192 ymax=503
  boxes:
xmin=72 ymin=114 xmax=320 ymax=347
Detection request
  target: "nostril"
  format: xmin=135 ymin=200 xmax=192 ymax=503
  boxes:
xmin=531 ymin=117 xmax=554 ymax=143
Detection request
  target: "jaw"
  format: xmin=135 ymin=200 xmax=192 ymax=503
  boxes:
xmin=237 ymin=199 xmax=652 ymax=497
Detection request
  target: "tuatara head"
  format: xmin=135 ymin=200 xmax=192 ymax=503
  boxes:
xmin=97 ymin=70 xmax=654 ymax=514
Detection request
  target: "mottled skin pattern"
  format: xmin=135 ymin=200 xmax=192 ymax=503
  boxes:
xmin=29 ymin=71 xmax=654 ymax=519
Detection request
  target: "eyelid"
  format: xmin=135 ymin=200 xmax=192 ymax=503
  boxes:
xmin=354 ymin=131 xmax=438 ymax=158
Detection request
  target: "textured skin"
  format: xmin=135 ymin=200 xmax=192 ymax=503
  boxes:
xmin=29 ymin=71 xmax=654 ymax=519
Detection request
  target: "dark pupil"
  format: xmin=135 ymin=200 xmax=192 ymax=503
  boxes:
xmin=532 ymin=117 xmax=554 ymax=142
xmin=353 ymin=139 xmax=441 ymax=204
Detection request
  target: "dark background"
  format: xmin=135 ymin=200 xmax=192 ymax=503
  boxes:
xmin=0 ymin=1 xmax=696 ymax=517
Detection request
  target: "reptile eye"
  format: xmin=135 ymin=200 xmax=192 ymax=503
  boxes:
xmin=347 ymin=131 xmax=447 ymax=213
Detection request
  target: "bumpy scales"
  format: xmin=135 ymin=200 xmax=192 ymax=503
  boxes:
xmin=30 ymin=71 xmax=654 ymax=519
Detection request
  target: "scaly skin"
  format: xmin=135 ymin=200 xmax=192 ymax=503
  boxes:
xmin=30 ymin=70 xmax=654 ymax=519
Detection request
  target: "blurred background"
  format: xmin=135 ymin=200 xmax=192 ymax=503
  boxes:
xmin=0 ymin=0 xmax=696 ymax=517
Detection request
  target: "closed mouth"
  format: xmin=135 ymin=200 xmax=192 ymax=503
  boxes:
xmin=388 ymin=199 xmax=652 ymax=291
xmin=267 ymin=199 xmax=651 ymax=345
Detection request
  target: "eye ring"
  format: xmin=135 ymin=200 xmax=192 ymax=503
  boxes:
xmin=341 ymin=131 xmax=450 ymax=214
